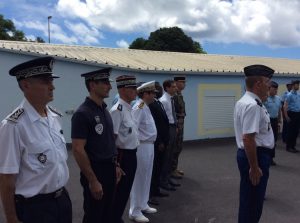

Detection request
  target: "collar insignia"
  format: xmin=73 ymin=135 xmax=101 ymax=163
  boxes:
xmin=117 ymin=104 xmax=123 ymax=111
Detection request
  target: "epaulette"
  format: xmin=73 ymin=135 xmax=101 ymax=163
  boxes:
xmin=48 ymin=106 xmax=63 ymax=117
xmin=255 ymin=99 xmax=262 ymax=107
xmin=6 ymin=108 xmax=24 ymax=123
xmin=138 ymin=102 xmax=145 ymax=109
xmin=117 ymin=104 xmax=123 ymax=111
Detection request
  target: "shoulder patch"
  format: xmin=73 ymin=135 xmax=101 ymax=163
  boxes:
xmin=117 ymin=104 xmax=123 ymax=111
xmin=6 ymin=108 xmax=24 ymax=123
xmin=255 ymin=99 xmax=262 ymax=107
xmin=138 ymin=102 xmax=145 ymax=109
xmin=48 ymin=106 xmax=63 ymax=117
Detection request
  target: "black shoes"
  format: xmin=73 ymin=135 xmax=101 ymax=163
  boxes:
xmin=148 ymin=197 xmax=160 ymax=206
xmin=160 ymin=184 xmax=176 ymax=191
xmin=168 ymin=179 xmax=181 ymax=187
xmin=286 ymin=148 xmax=299 ymax=153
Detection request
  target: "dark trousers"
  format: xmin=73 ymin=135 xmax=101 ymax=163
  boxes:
xmin=270 ymin=118 xmax=278 ymax=158
xmin=15 ymin=188 xmax=72 ymax=223
xmin=80 ymin=161 xmax=116 ymax=223
xmin=172 ymin=118 xmax=184 ymax=171
xmin=282 ymin=119 xmax=288 ymax=143
xmin=237 ymin=148 xmax=271 ymax=223
xmin=112 ymin=149 xmax=137 ymax=223
xmin=160 ymin=125 xmax=177 ymax=186
xmin=150 ymin=144 xmax=166 ymax=196
xmin=286 ymin=111 xmax=300 ymax=149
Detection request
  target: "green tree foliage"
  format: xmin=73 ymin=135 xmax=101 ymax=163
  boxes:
xmin=0 ymin=14 xmax=45 ymax=43
xmin=36 ymin=37 xmax=45 ymax=43
xmin=0 ymin=15 xmax=26 ymax=41
xmin=129 ymin=27 xmax=206 ymax=54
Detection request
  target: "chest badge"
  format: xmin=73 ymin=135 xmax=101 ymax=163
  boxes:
xmin=95 ymin=123 xmax=104 ymax=135
xmin=95 ymin=116 xmax=103 ymax=135
xmin=37 ymin=153 xmax=47 ymax=164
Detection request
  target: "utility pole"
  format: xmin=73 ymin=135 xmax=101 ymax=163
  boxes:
xmin=48 ymin=16 xmax=52 ymax=43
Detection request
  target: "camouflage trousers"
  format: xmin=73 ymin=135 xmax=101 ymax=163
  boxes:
xmin=172 ymin=118 xmax=184 ymax=171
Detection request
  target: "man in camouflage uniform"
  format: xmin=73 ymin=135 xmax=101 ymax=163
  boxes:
xmin=172 ymin=76 xmax=186 ymax=178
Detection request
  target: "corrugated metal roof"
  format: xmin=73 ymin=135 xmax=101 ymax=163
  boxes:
xmin=1 ymin=40 xmax=300 ymax=75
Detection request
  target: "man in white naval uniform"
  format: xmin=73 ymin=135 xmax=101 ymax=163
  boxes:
xmin=234 ymin=64 xmax=274 ymax=223
xmin=0 ymin=57 xmax=71 ymax=223
xmin=129 ymin=81 xmax=158 ymax=223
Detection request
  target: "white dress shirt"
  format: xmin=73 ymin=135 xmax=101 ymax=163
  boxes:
xmin=110 ymin=98 xmax=139 ymax=150
xmin=234 ymin=91 xmax=274 ymax=149
xmin=0 ymin=98 xmax=69 ymax=198
xmin=159 ymin=92 xmax=175 ymax=124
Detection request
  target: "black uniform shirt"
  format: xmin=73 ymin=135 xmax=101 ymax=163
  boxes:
xmin=71 ymin=97 xmax=117 ymax=162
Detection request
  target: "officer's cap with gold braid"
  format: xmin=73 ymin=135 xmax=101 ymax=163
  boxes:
xmin=137 ymin=81 xmax=158 ymax=93
xmin=116 ymin=75 xmax=137 ymax=88
xmin=244 ymin=64 xmax=274 ymax=78
xmin=9 ymin=56 xmax=59 ymax=81
xmin=81 ymin=67 xmax=112 ymax=82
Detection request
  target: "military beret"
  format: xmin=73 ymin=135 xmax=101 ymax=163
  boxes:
xmin=9 ymin=56 xmax=59 ymax=81
xmin=137 ymin=81 xmax=158 ymax=93
xmin=81 ymin=68 xmax=112 ymax=81
xmin=244 ymin=64 xmax=274 ymax=78
xmin=116 ymin=75 xmax=137 ymax=88
xmin=291 ymin=80 xmax=300 ymax=85
xmin=174 ymin=76 xmax=186 ymax=82
xmin=270 ymin=81 xmax=278 ymax=88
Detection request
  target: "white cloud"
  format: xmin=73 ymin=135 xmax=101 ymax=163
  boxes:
xmin=13 ymin=19 xmax=78 ymax=44
xmin=64 ymin=21 xmax=102 ymax=44
xmin=116 ymin=40 xmax=129 ymax=48
xmin=55 ymin=0 xmax=300 ymax=48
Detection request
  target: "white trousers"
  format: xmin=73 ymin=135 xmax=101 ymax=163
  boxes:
xmin=129 ymin=143 xmax=154 ymax=217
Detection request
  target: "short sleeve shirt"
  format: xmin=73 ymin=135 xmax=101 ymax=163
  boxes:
xmin=263 ymin=95 xmax=282 ymax=118
xmin=110 ymin=98 xmax=139 ymax=150
xmin=286 ymin=90 xmax=300 ymax=112
xmin=234 ymin=91 xmax=274 ymax=149
xmin=71 ymin=97 xmax=117 ymax=161
xmin=0 ymin=99 xmax=69 ymax=198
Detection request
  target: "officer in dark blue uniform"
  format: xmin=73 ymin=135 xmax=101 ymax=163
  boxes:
xmin=71 ymin=68 xmax=123 ymax=223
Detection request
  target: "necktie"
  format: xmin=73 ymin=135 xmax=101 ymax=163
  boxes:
xmin=171 ymin=97 xmax=177 ymax=125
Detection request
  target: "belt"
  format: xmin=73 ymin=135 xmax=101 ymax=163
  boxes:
xmin=256 ymin=146 xmax=273 ymax=155
xmin=117 ymin=148 xmax=137 ymax=153
xmin=239 ymin=147 xmax=272 ymax=156
xmin=15 ymin=187 xmax=65 ymax=203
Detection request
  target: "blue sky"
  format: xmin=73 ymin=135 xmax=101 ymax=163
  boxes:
xmin=1 ymin=0 xmax=300 ymax=59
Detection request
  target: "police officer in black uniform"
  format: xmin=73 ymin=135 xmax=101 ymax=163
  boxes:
xmin=71 ymin=68 xmax=123 ymax=223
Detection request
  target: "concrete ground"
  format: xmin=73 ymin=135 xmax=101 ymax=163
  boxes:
xmin=1 ymin=138 xmax=300 ymax=222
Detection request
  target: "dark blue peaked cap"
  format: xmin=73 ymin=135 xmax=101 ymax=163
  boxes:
xmin=244 ymin=64 xmax=274 ymax=78
xmin=9 ymin=56 xmax=59 ymax=80
xmin=81 ymin=68 xmax=112 ymax=81
xmin=270 ymin=81 xmax=278 ymax=88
